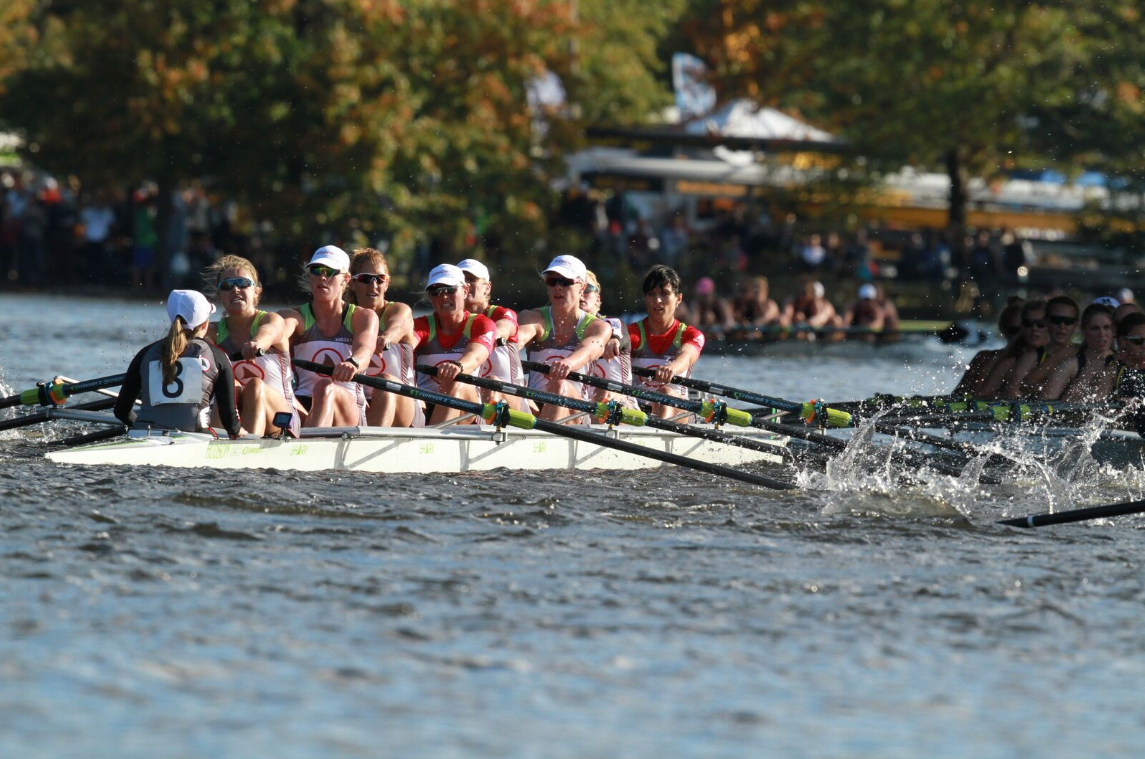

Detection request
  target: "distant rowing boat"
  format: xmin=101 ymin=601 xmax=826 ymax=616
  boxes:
xmin=47 ymin=422 xmax=789 ymax=474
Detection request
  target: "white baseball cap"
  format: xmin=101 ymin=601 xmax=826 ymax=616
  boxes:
xmin=166 ymin=289 xmax=215 ymax=329
xmin=457 ymin=258 xmax=491 ymax=281
xmin=858 ymin=284 xmax=877 ymax=300
xmin=426 ymin=263 xmax=466 ymax=289
xmin=1093 ymin=296 xmax=1120 ymax=309
xmin=307 ymin=245 xmax=350 ymax=272
xmin=543 ymin=254 xmax=587 ymax=282
xmin=813 ymin=281 xmax=826 ymax=299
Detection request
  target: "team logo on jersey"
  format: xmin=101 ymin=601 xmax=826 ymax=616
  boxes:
xmin=367 ymin=353 xmax=387 ymax=376
xmin=310 ymin=347 xmax=347 ymax=368
xmin=232 ymin=359 xmax=266 ymax=386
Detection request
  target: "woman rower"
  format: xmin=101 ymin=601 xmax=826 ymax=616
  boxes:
xmin=731 ymin=276 xmax=785 ymax=333
xmin=580 ymin=270 xmax=636 ymax=407
xmin=841 ymin=284 xmax=885 ymax=343
xmin=1011 ymin=295 xmax=1079 ymax=397
xmin=783 ymin=277 xmax=842 ymax=340
xmin=457 ymin=258 xmax=528 ymax=410
xmin=279 ymin=246 xmax=379 ymax=427
xmin=1039 ymin=303 xmax=1117 ymax=402
xmin=1115 ymin=313 xmax=1145 ymax=413
xmin=114 ymin=290 xmax=242 ymax=438
xmin=410 ymin=263 xmax=498 ymax=424
xmin=951 ymin=297 xmax=1024 ymax=397
xmin=347 ymin=247 xmax=422 ymax=427
xmin=204 ymin=255 xmax=299 ymax=437
xmin=517 ymin=254 xmax=611 ymax=422
xmin=681 ymin=276 xmax=735 ymax=338
xmin=977 ymin=299 xmax=1049 ymax=399
xmin=629 ymin=265 xmax=705 ymax=418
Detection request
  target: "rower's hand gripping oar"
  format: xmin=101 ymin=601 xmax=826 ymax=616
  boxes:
xmin=416 ymin=364 xmax=798 ymax=464
xmin=295 ymin=359 xmax=796 ymax=491
xmin=521 ymin=360 xmax=755 ymax=428
xmin=629 ymin=366 xmax=852 ymax=429
xmin=0 ymin=374 xmax=127 ymax=410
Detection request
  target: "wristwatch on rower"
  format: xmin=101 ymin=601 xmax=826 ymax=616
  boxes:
xmin=346 ymin=356 xmax=361 ymax=369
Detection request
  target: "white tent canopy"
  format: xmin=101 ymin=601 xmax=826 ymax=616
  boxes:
xmin=682 ymin=99 xmax=834 ymax=143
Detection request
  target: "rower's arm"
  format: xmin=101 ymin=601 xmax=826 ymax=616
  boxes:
xmin=380 ymin=302 xmax=414 ymax=349
xmin=250 ymin=312 xmax=286 ymax=358
xmin=1002 ymin=352 xmax=1037 ymax=399
xmin=113 ymin=347 xmax=147 ymax=425
xmin=277 ymin=308 xmax=303 ymax=346
xmin=562 ymin=319 xmax=610 ymax=371
xmin=493 ymin=317 xmax=515 ymax=344
xmin=515 ymin=310 xmax=543 ymax=346
xmin=209 ymin=343 xmax=243 ymax=437
xmin=348 ymin=308 xmax=380 ymax=370
xmin=976 ymin=356 xmax=1016 ymax=399
xmin=1038 ymin=360 xmax=1077 ymax=401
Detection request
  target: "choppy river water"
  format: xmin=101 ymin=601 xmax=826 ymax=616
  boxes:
xmin=2 ymin=293 xmax=1145 ymax=758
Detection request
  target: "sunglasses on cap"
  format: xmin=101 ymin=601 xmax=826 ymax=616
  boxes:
xmin=1123 ymin=335 xmax=1145 ymax=346
xmin=1047 ymin=315 xmax=1077 ymax=326
xmin=1023 ymin=318 xmax=1047 ymax=329
xmin=218 ymin=277 xmax=255 ymax=291
xmin=427 ymin=286 xmax=458 ymax=296
xmin=546 ymin=276 xmax=576 ymax=288
xmin=308 ymin=264 xmax=340 ymax=278
xmin=352 ymin=273 xmax=388 ymax=285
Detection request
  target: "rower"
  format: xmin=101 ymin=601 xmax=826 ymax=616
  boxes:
xmin=280 ymin=245 xmax=379 ymax=427
xmin=348 ymin=247 xmax=423 ymax=427
xmin=205 ymin=255 xmax=299 ymax=437
xmin=951 ymin=296 xmax=1024 ymax=397
xmin=977 ymin=299 xmax=1049 ymax=399
xmin=730 ymin=276 xmax=785 ymax=335
xmin=1039 ymin=303 xmax=1117 ymax=402
xmin=1012 ymin=295 xmax=1079 ymax=397
xmin=411 ymin=263 xmax=498 ymax=424
xmin=114 ymin=290 xmax=242 ymax=438
xmin=629 ymin=265 xmax=705 ymax=419
xmin=783 ymin=277 xmax=842 ymax=341
xmin=457 ymin=257 xmax=527 ymax=411
xmin=681 ymin=276 xmax=735 ymax=338
xmin=841 ymin=283 xmax=885 ymax=343
xmin=1115 ymin=314 xmax=1145 ymax=438
xmin=517 ymin=254 xmax=611 ymax=422
xmin=580 ymin=270 xmax=636 ymax=408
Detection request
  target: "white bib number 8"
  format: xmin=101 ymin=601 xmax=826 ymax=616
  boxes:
xmin=148 ymin=358 xmax=204 ymax=405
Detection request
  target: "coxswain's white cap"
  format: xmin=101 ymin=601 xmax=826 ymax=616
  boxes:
xmin=426 ymin=263 xmax=466 ymax=289
xmin=457 ymin=258 xmax=491 ymax=281
xmin=813 ymin=281 xmax=826 ymax=299
xmin=1116 ymin=287 xmax=1135 ymax=304
xmin=858 ymin=284 xmax=877 ymax=300
xmin=1093 ymin=296 xmax=1120 ymax=309
xmin=543 ymin=254 xmax=587 ymax=282
xmin=307 ymin=245 xmax=350 ymax=272
xmin=166 ymin=289 xmax=215 ymax=329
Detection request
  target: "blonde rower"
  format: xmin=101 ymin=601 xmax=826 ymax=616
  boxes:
xmin=517 ymin=255 xmax=610 ymax=422
xmin=1040 ymin=303 xmax=1117 ymax=402
xmin=580 ymin=270 xmax=636 ymax=408
xmin=280 ymin=246 xmax=379 ymax=427
xmin=204 ymin=255 xmax=299 ymax=436
xmin=348 ymin=248 xmax=422 ymax=427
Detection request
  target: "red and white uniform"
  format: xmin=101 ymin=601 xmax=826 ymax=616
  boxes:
xmin=628 ymin=318 xmax=705 ymax=400
xmin=413 ymin=312 xmax=497 ymax=394
xmin=481 ymin=304 xmax=525 ymax=386
xmin=363 ymin=302 xmax=415 ymax=399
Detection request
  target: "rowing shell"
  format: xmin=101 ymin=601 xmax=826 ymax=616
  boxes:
xmin=46 ymin=424 xmax=788 ymax=474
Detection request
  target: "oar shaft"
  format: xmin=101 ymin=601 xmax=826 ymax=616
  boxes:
xmin=0 ymin=374 xmax=127 ymax=409
xmin=0 ymin=397 xmax=118 ymax=432
xmin=523 ymin=359 xmax=703 ymax=413
xmin=999 ymin=499 xmax=1145 ymax=528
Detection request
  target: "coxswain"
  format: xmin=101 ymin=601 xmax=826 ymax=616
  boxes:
xmin=1013 ymin=295 xmax=1079 ymax=397
xmin=411 ymin=263 xmax=498 ymax=424
xmin=629 ymin=265 xmax=705 ymax=418
xmin=977 ymin=299 xmax=1049 ymax=399
xmin=348 ymin=247 xmax=422 ymax=427
xmin=580 ymin=270 xmax=636 ymax=408
xmin=204 ymin=255 xmax=299 ymax=436
xmin=114 ymin=290 xmax=242 ymax=437
xmin=841 ymin=284 xmax=885 ymax=343
xmin=1039 ymin=303 xmax=1117 ymax=402
xmin=280 ymin=245 xmax=379 ymax=427
xmin=951 ymin=297 xmax=1024 ymax=397
xmin=517 ymin=254 xmax=610 ymax=422
xmin=457 ymin=257 xmax=528 ymax=411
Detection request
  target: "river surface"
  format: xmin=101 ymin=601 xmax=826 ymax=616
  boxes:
xmin=2 ymin=293 xmax=1145 ymax=758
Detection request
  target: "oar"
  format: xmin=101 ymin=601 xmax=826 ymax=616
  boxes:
xmin=0 ymin=374 xmax=126 ymax=409
xmin=415 ymin=363 xmax=800 ymax=466
xmin=620 ymin=366 xmax=999 ymax=482
xmin=627 ymin=366 xmax=853 ymax=429
xmin=0 ymin=397 xmax=119 ymax=433
xmin=295 ymin=359 xmax=797 ymax=490
xmin=999 ymin=498 xmax=1145 ymax=528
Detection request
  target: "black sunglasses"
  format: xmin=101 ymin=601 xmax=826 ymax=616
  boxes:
xmin=1047 ymin=315 xmax=1077 ymax=326
xmin=308 ymin=265 xmax=340 ymax=278
xmin=427 ymin=286 xmax=458 ymax=296
xmin=352 ymin=273 xmax=388 ymax=285
xmin=218 ymin=277 xmax=255 ymax=291
xmin=1023 ymin=318 xmax=1047 ymax=329
xmin=545 ymin=276 xmax=576 ymax=288
xmin=1123 ymin=335 xmax=1145 ymax=346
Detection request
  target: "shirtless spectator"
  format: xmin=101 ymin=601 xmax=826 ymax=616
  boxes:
xmin=679 ymin=276 xmax=735 ymax=337
xmin=842 ymin=284 xmax=885 ymax=342
xmin=731 ymin=276 xmax=784 ymax=331
xmin=783 ymin=278 xmax=843 ymax=340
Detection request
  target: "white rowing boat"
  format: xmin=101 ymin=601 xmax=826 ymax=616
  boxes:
xmin=47 ymin=423 xmax=788 ymax=474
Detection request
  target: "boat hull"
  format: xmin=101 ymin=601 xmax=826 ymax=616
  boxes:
xmin=46 ymin=424 xmax=788 ymax=474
